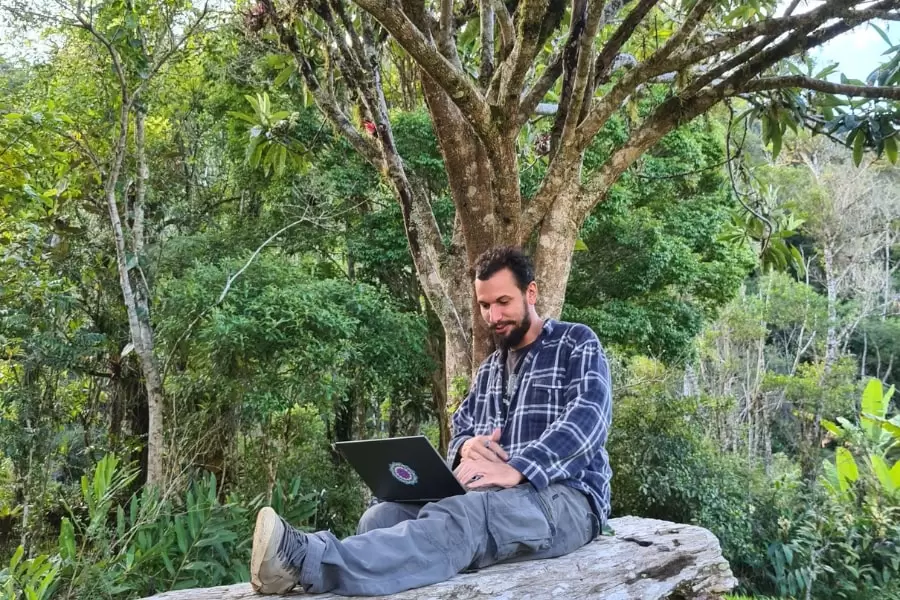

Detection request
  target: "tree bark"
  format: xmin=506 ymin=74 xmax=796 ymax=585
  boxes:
xmin=105 ymin=105 xmax=166 ymax=487
xmin=823 ymin=242 xmax=839 ymax=372
xmin=533 ymin=190 xmax=580 ymax=319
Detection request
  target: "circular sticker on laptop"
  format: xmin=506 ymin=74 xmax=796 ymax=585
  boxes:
xmin=389 ymin=462 xmax=418 ymax=486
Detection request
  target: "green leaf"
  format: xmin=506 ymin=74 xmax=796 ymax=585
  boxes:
xmin=771 ymin=125 xmax=783 ymax=160
xmin=862 ymin=414 xmax=900 ymax=437
xmin=244 ymin=94 xmax=261 ymax=117
xmin=58 ymin=518 xmax=76 ymax=561
xmin=790 ymin=246 xmax=806 ymax=277
xmin=175 ymin=518 xmax=188 ymax=554
xmin=870 ymin=455 xmax=896 ymax=492
xmin=821 ymin=419 xmax=842 ymax=436
xmin=161 ymin=552 xmax=176 ymax=576
xmin=275 ymin=144 xmax=287 ymax=176
xmin=815 ymin=63 xmax=839 ymax=80
xmin=10 ymin=545 xmax=23 ymax=572
xmin=837 ymin=416 xmax=856 ymax=431
xmin=249 ymin=139 xmax=265 ymax=169
xmin=853 ymin=127 xmax=865 ymax=166
xmin=871 ymin=23 xmax=893 ymax=48
xmin=273 ymin=65 xmax=295 ymax=88
xmin=835 ymin=446 xmax=859 ymax=491
xmin=885 ymin=135 xmax=898 ymax=165
xmin=36 ymin=565 xmax=58 ymax=599
xmin=116 ymin=505 xmax=125 ymax=539
xmin=867 ymin=381 xmax=889 ymax=418
xmin=227 ymin=111 xmax=259 ymax=125
xmin=574 ymin=239 xmax=588 ymax=251
xmin=891 ymin=460 xmax=900 ymax=488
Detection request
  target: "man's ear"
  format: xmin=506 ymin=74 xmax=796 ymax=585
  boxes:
xmin=527 ymin=281 xmax=538 ymax=305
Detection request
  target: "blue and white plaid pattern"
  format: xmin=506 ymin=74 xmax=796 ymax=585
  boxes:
xmin=448 ymin=319 xmax=613 ymax=521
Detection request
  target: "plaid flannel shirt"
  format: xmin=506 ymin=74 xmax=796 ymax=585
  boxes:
xmin=447 ymin=319 xmax=613 ymax=521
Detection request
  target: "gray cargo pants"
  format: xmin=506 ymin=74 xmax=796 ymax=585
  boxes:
xmin=299 ymin=483 xmax=600 ymax=596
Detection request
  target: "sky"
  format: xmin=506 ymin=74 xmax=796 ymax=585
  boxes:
xmin=814 ymin=21 xmax=895 ymax=81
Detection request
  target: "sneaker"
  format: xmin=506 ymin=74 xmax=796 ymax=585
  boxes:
xmin=250 ymin=506 xmax=308 ymax=594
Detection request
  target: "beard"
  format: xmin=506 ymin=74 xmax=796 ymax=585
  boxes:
xmin=491 ymin=304 xmax=532 ymax=350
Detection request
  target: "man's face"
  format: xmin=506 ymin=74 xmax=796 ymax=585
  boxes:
xmin=475 ymin=268 xmax=536 ymax=349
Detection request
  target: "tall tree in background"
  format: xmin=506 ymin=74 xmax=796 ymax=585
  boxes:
xmin=2 ymin=0 xmax=210 ymax=487
xmin=250 ymin=0 xmax=900 ymax=403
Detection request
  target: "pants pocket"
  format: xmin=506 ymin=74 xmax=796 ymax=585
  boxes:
xmin=485 ymin=485 xmax=553 ymax=563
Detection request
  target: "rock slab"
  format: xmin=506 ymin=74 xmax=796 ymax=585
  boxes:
xmin=142 ymin=516 xmax=737 ymax=599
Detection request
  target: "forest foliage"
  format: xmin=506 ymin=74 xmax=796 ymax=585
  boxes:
xmin=0 ymin=1 xmax=899 ymax=599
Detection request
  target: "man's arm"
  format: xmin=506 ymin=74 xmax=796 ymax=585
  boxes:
xmin=506 ymin=328 xmax=612 ymax=489
xmin=446 ymin=387 xmax=476 ymax=470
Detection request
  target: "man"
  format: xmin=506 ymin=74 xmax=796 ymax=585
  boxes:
xmin=250 ymin=246 xmax=612 ymax=596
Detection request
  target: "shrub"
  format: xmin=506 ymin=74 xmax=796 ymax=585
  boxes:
xmin=5 ymin=454 xmax=318 ymax=599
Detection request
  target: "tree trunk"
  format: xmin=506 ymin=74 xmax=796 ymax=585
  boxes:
xmin=421 ymin=76 xmax=520 ymax=386
xmin=425 ymin=311 xmax=451 ymax=455
xmin=861 ymin=331 xmax=867 ymax=379
xmin=884 ymin=223 xmax=892 ymax=321
xmin=105 ymin=106 xmax=166 ymax=487
xmin=823 ymin=243 xmax=838 ymax=371
xmin=533 ymin=192 xmax=580 ymax=319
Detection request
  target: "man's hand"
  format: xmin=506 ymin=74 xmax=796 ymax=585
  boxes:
xmin=454 ymin=458 xmax=524 ymax=489
xmin=460 ymin=428 xmax=508 ymax=463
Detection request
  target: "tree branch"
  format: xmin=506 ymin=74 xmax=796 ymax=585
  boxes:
xmin=160 ymin=215 xmax=312 ymax=383
xmin=649 ymin=0 xmax=718 ymax=64
xmin=548 ymin=0 xmax=594 ymax=159
xmin=716 ymin=12 xmax=878 ymax=97
xmin=261 ymin=0 xmax=380 ymax=166
xmin=440 ymin=0 xmax=454 ymax=48
xmin=329 ymin=0 xmax=371 ymax=69
xmin=69 ymin=10 xmax=129 ymax=108
xmin=578 ymin=89 xmax=723 ymax=215
xmin=593 ymin=0 xmax=660 ymax=84
xmin=742 ymin=76 xmax=900 ymax=100
xmin=133 ymin=3 xmax=210 ymax=102
xmin=493 ymin=0 xmax=514 ymax=58
xmin=314 ymin=1 xmax=370 ymax=91
xmin=576 ymin=0 xmax=716 ymax=151
xmin=518 ymin=52 xmax=563 ymax=126
xmin=479 ymin=0 xmax=495 ymax=89
xmin=837 ymin=7 xmax=900 ymax=21
xmin=498 ymin=0 xmax=555 ymax=114
xmin=668 ymin=0 xmax=871 ymax=73
xmin=352 ymin=0 xmax=494 ymax=139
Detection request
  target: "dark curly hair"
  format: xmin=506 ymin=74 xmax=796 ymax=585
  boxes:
xmin=473 ymin=246 xmax=534 ymax=292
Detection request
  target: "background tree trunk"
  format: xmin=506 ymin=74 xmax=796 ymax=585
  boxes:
xmin=105 ymin=106 xmax=166 ymax=487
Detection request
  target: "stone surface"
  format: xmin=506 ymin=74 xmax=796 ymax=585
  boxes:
xmin=141 ymin=516 xmax=737 ymax=599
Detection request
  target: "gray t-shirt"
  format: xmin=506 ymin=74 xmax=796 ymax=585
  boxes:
xmin=505 ymin=339 xmax=537 ymax=402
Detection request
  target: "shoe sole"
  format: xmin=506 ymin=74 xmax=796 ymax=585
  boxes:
xmin=251 ymin=507 xmax=280 ymax=593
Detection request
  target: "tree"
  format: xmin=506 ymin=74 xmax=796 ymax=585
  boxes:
xmin=564 ymin=111 xmax=755 ymax=362
xmin=2 ymin=0 xmax=211 ymax=487
xmin=786 ymin=138 xmax=900 ymax=371
xmin=247 ymin=0 xmax=900 ymax=402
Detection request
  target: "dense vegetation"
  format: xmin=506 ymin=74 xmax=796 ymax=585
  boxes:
xmin=1 ymin=1 xmax=899 ymax=599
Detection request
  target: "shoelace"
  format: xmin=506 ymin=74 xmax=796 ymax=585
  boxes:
xmin=276 ymin=518 xmax=308 ymax=575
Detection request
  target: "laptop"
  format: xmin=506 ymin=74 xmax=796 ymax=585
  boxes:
xmin=334 ymin=436 xmax=466 ymax=502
